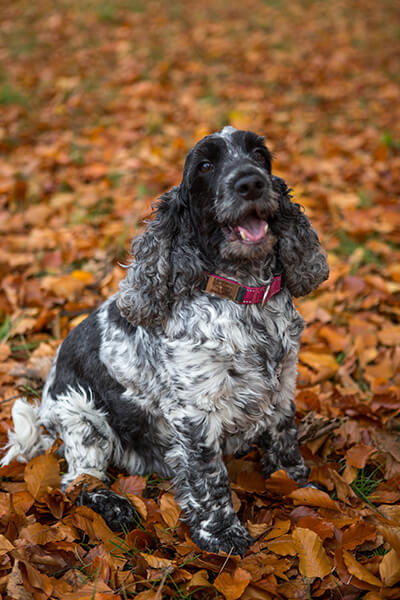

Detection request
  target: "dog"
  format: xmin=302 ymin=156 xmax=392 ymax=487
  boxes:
xmin=2 ymin=127 xmax=329 ymax=554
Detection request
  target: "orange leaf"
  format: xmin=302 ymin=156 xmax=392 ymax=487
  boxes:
xmin=265 ymin=534 xmax=296 ymax=556
xmin=187 ymin=569 xmax=213 ymax=589
xmin=214 ymin=567 xmax=252 ymax=600
xmin=379 ymin=548 xmax=400 ymax=587
xmin=296 ymin=515 xmax=335 ymax=541
xmin=342 ymin=550 xmax=381 ymax=586
xmin=140 ymin=552 xmax=175 ymax=570
xmin=111 ymin=475 xmax=146 ymax=496
xmin=264 ymin=469 xmax=299 ymax=494
xmin=345 ymin=444 xmax=376 ymax=469
xmin=160 ymin=492 xmax=181 ymax=528
xmin=342 ymin=522 xmax=376 ymax=550
xmin=292 ymin=527 xmax=333 ymax=578
xmin=19 ymin=561 xmax=53 ymax=600
xmin=24 ymin=454 xmax=61 ymax=501
xmin=0 ymin=533 xmax=14 ymax=555
xmin=288 ymin=487 xmax=340 ymax=511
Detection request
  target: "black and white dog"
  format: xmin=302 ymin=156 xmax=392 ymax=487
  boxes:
xmin=2 ymin=127 xmax=329 ymax=554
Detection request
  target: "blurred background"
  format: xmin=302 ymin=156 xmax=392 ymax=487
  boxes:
xmin=0 ymin=0 xmax=399 ymax=411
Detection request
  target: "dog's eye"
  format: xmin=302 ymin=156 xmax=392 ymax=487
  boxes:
xmin=253 ymin=149 xmax=265 ymax=163
xmin=198 ymin=161 xmax=213 ymax=173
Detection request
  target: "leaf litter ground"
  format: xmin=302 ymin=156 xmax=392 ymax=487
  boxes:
xmin=0 ymin=0 xmax=399 ymax=598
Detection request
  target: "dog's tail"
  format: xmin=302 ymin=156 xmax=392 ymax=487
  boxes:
xmin=1 ymin=398 xmax=53 ymax=466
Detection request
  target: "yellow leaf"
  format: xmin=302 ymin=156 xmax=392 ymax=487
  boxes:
xmin=292 ymin=527 xmax=333 ymax=578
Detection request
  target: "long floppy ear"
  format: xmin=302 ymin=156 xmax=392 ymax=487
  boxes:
xmin=271 ymin=175 xmax=329 ymax=297
xmin=117 ymin=186 xmax=203 ymax=327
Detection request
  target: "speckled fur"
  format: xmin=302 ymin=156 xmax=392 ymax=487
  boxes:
xmin=2 ymin=128 xmax=329 ymax=554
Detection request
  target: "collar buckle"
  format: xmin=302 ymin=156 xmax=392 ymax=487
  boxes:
xmin=205 ymin=275 xmax=241 ymax=303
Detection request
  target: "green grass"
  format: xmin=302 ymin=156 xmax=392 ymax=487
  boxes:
xmin=0 ymin=81 xmax=28 ymax=106
xmin=351 ymin=465 xmax=384 ymax=504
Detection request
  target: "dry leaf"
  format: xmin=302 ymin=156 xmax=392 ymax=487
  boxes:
xmin=214 ymin=567 xmax=252 ymax=600
xmin=160 ymin=492 xmax=181 ymax=528
xmin=292 ymin=527 xmax=333 ymax=578
xmin=342 ymin=550 xmax=381 ymax=586
xmin=24 ymin=454 xmax=61 ymax=501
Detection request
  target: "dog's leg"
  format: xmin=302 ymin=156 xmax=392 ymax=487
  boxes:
xmin=259 ymin=350 xmax=309 ymax=484
xmin=47 ymin=387 xmax=138 ymax=531
xmin=165 ymin=415 xmax=252 ymax=555
xmin=258 ymin=401 xmax=309 ymax=483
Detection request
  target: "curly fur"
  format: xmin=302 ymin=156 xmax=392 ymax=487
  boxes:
xmin=2 ymin=127 xmax=329 ymax=555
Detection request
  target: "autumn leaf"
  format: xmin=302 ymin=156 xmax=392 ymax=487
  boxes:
xmin=24 ymin=454 xmax=61 ymax=501
xmin=214 ymin=567 xmax=252 ymax=600
xmin=342 ymin=550 xmax=382 ymax=586
xmin=292 ymin=527 xmax=333 ymax=578
xmin=160 ymin=491 xmax=181 ymax=528
xmin=288 ymin=487 xmax=340 ymax=511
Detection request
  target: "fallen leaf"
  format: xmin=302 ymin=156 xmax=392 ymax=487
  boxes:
xmin=288 ymin=487 xmax=340 ymax=510
xmin=343 ymin=550 xmax=381 ymax=586
xmin=24 ymin=454 xmax=61 ymax=501
xmin=214 ymin=567 xmax=252 ymax=600
xmin=160 ymin=492 xmax=181 ymax=528
xmin=292 ymin=527 xmax=333 ymax=578
xmin=379 ymin=548 xmax=400 ymax=587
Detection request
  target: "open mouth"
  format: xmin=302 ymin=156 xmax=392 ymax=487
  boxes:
xmin=228 ymin=213 xmax=269 ymax=245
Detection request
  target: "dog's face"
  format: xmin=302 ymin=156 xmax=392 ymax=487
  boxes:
xmin=182 ymin=126 xmax=279 ymax=263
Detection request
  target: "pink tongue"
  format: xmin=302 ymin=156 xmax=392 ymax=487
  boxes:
xmin=237 ymin=215 xmax=267 ymax=241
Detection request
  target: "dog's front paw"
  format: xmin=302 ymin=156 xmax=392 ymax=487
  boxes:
xmin=78 ymin=488 xmax=138 ymax=531
xmin=192 ymin=520 xmax=252 ymax=556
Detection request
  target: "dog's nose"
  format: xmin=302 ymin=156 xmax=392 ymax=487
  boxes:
xmin=234 ymin=174 xmax=266 ymax=200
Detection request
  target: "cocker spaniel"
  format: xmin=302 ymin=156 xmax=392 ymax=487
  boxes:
xmin=2 ymin=127 xmax=329 ymax=554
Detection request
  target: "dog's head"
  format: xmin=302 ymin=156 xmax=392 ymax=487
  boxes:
xmin=117 ymin=127 xmax=328 ymax=326
xmin=180 ymin=126 xmax=279 ymax=264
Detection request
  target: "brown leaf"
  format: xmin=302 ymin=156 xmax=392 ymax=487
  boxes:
xmin=24 ymin=454 xmax=61 ymax=501
xmin=295 ymin=515 xmax=335 ymax=541
xmin=264 ymin=469 xmax=299 ymax=495
xmin=19 ymin=561 xmax=53 ymax=600
xmin=65 ymin=474 xmax=107 ymax=503
xmin=288 ymin=487 xmax=340 ymax=511
xmin=345 ymin=443 xmax=376 ymax=469
xmin=0 ymin=533 xmax=14 ymax=555
xmin=187 ymin=569 xmax=212 ymax=589
xmin=111 ymin=475 xmax=146 ymax=496
xmin=342 ymin=522 xmax=377 ymax=550
xmin=342 ymin=550 xmax=381 ymax=587
xmin=140 ymin=552 xmax=175 ymax=570
xmin=214 ymin=567 xmax=252 ymax=600
xmin=265 ymin=534 xmax=297 ymax=556
xmin=160 ymin=491 xmax=181 ymax=528
xmin=0 ymin=342 xmax=11 ymax=361
xmin=292 ymin=527 xmax=333 ymax=578
xmin=379 ymin=548 xmax=400 ymax=587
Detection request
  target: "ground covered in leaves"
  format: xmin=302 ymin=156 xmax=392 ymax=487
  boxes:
xmin=0 ymin=0 xmax=399 ymax=598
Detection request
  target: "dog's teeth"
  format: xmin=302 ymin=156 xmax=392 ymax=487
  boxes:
xmin=240 ymin=230 xmax=247 ymax=240
xmin=264 ymin=224 xmax=269 ymax=234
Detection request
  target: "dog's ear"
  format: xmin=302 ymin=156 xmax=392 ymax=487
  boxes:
xmin=271 ymin=175 xmax=329 ymax=297
xmin=117 ymin=185 xmax=203 ymax=327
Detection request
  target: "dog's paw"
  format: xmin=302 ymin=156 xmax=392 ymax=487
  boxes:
xmin=192 ymin=521 xmax=252 ymax=556
xmin=78 ymin=487 xmax=138 ymax=531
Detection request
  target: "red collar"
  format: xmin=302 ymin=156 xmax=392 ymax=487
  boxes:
xmin=200 ymin=272 xmax=282 ymax=307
